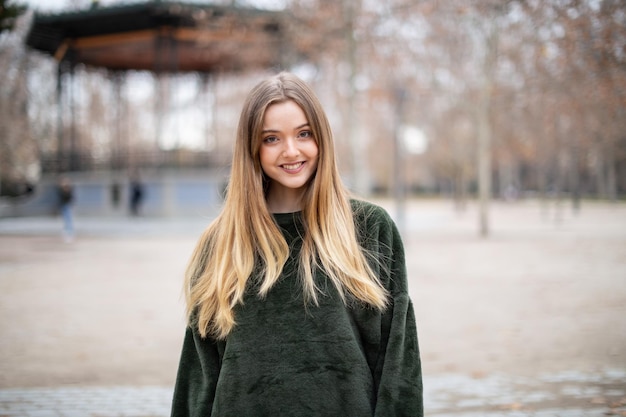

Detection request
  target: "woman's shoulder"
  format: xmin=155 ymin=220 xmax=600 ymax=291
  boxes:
xmin=349 ymin=198 xmax=394 ymax=228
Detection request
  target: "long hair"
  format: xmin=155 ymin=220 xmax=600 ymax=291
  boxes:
xmin=185 ymin=72 xmax=388 ymax=339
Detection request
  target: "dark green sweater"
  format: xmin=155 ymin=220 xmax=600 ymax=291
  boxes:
xmin=171 ymin=200 xmax=423 ymax=417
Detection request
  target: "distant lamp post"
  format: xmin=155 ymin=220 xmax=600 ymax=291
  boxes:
xmin=399 ymin=125 xmax=428 ymax=234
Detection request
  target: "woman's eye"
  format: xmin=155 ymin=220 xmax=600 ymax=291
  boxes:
xmin=263 ymin=136 xmax=278 ymax=144
xmin=298 ymin=130 xmax=312 ymax=139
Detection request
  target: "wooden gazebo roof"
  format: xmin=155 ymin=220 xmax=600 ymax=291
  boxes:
xmin=25 ymin=1 xmax=291 ymax=73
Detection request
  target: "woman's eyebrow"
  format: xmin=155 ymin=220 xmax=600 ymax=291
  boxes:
xmin=261 ymin=123 xmax=310 ymax=134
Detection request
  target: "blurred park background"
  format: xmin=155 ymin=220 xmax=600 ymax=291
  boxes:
xmin=1 ymin=0 xmax=625 ymax=224
xmin=0 ymin=0 xmax=625 ymax=415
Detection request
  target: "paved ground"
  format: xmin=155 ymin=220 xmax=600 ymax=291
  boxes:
xmin=0 ymin=198 xmax=625 ymax=416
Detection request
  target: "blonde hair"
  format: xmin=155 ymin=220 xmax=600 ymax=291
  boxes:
xmin=185 ymin=72 xmax=388 ymax=339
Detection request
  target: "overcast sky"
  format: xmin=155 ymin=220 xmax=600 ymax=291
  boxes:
xmin=19 ymin=0 xmax=286 ymax=13
xmin=20 ymin=0 xmax=109 ymax=13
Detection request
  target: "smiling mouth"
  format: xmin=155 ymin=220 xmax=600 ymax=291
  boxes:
xmin=281 ymin=162 xmax=304 ymax=170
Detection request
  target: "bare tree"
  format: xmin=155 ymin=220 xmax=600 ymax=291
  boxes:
xmin=0 ymin=9 xmax=38 ymax=196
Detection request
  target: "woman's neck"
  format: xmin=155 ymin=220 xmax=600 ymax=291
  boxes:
xmin=266 ymin=188 xmax=304 ymax=213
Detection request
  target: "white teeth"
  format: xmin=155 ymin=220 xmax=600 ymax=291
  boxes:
xmin=282 ymin=162 xmax=303 ymax=170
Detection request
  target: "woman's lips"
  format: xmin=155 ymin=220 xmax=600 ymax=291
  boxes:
xmin=281 ymin=162 xmax=305 ymax=172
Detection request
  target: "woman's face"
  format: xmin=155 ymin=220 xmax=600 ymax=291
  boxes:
xmin=259 ymin=100 xmax=319 ymax=208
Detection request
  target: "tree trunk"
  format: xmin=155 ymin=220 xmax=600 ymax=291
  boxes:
xmin=393 ymin=88 xmax=407 ymax=234
xmin=594 ymin=141 xmax=607 ymax=199
xmin=344 ymin=0 xmax=369 ymax=196
xmin=607 ymin=141 xmax=617 ymax=202
xmin=477 ymin=24 xmax=498 ymax=238
xmin=477 ymin=91 xmax=492 ymax=237
xmin=570 ymin=132 xmax=581 ymax=213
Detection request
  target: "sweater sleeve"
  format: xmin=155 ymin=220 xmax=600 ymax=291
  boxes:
xmin=170 ymin=326 xmax=222 ymax=417
xmin=370 ymin=208 xmax=424 ymax=417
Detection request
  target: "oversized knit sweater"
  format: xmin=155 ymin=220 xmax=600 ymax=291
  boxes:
xmin=171 ymin=200 xmax=423 ymax=417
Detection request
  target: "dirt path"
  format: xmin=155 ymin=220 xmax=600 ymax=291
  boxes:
xmin=399 ymin=200 xmax=626 ymax=380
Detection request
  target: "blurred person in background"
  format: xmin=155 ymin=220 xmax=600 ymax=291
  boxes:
xmin=129 ymin=170 xmax=144 ymax=216
xmin=171 ymin=72 xmax=423 ymax=417
xmin=57 ymin=176 xmax=74 ymax=242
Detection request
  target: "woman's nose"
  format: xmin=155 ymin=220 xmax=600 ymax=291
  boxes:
xmin=282 ymin=138 xmax=299 ymax=157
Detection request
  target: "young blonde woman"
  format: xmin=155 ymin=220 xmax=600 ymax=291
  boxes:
xmin=171 ymin=72 xmax=423 ymax=416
